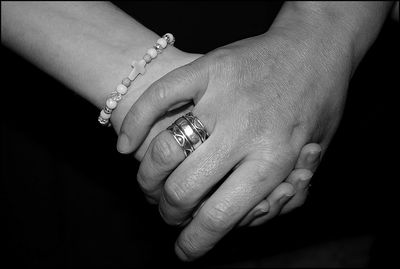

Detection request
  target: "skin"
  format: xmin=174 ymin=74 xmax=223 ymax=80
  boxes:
xmin=118 ymin=1 xmax=394 ymax=261
xmin=1 ymin=1 xmax=325 ymax=260
xmin=240 ymin=143 xmax=321 ymax=227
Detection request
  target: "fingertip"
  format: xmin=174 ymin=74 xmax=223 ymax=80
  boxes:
xmin=174 ymin=241 xmax=191 ymax=262
xmin=306 ymin=150 xmax=321 ymax=165
xmin=305 ymin=143 xmax=322 ymax=154
xmin=297 ymin=169 xmax=314 ymax=181
xmin=117 ymin=133 xmax=131 ymax=154
xmin=304 ymin=144 xmax=322 ymax=163
xmin=286 ymin=169 xmax=313 ymax=190
xmin=255 ymin=199 xmax=270 ymax=215
xmin=274 ymin=184 xmax=295 ymax=208
xmin=280 ymin=182 xmax=296 ymax=197
xmin=297 ymin=143 xmax=322 ymax=170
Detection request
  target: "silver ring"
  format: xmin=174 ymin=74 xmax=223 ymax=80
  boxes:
xmin=167 ymin=123 xmax=194 ymax=157
xmin=167 ymin=112 xmax=209 ymax=158
xmin=184 ymin=112 xmax=209 ymax=143
xmin=174 ymin=117 xmax=202 ymax=150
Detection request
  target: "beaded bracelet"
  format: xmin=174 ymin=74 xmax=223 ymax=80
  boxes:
xmin=98 ymin=33 xmax=175 ymax=127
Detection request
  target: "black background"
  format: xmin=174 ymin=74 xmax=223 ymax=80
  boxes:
xmin=2 ymin=1 xmax=398 ymax=267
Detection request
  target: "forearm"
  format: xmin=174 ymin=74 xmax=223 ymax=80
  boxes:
xmin=1 ymin=2 xmax=187 ymax=109
xmin=269 ymin=1 xmax=394 ymax=74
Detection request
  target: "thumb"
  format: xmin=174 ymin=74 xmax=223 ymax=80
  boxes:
xmin=117 ymin=60 xmax=208 ymax=154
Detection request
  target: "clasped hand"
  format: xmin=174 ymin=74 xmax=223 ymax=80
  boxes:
xmin=117 ymin=28 xmax=350 ymax=261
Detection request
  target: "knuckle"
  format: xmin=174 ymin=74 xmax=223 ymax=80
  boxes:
xmin=153 ymin=81 xmax=169 ymax=103
xmin=251 ymin=160 xmax=272 ymax=181
xmin=136 ymin=169 xmax=152 ymax=194
xmin=210 ymin=48 xmax=237 ymax=66
xmin=163 ymin=180 xmax=187 ymax=207
xmin=177 ymin=233 xmax=201 ymax=260
xmin=158 ymin=202 xmax=174 ymax=225
xmin=297 ymin=169 xmax=313 ymax=182
xmin=211 ymin=51 xmax=240 ymax=78
xmin=201 ymin=201 xmax=236 ymax=234
xmin=158 ymin=198 xmax=184 ymax=226
xmin=151 ymin=137 xmax=175 ymax=167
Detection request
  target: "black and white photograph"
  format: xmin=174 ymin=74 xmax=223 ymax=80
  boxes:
xmin=2 ymin=1 xmax=398 ymax=267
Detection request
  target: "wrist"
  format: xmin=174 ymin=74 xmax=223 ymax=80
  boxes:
xmin=268 ymin=1 xmax=393 ymax=74
xmin=109 ymin=46 xmax=201 ymax=133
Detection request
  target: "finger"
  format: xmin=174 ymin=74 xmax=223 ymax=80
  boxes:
xmin=295 ymin=143 xmax=322 ymax=172
xmin=240 ymin=169 xmax=311 ymax=227
xmin=248 ymin=182 xmax=295 ymax=227
xmin=280 ymin=169 xmax=313 ymax=214
xmin=174 ymin=159 xmax=291 ymax=261
xmin=238 ymin=198 xmax=270 ymax=227
xmin=279 ymin=143 xmax=321 ymax=214
xmin=137 ymin=130 xmax=186 ymax=202
xmin=158 ymin=125 xmax=238 ymax=225
xmin=117 ymin=62 xmax=208 ymax=154
xmin=133 ymin=104 xmax=193 ymax=161
xmin=239 ymin=143 xmax=320 ymax=226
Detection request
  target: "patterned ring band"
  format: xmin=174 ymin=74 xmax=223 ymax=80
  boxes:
xmin=184 ymin=112 xmax=209 ymax=142
xmin=167 ymin=123 xmax=194 ymax=157
xmin=174 ymin=117 xmax=202 ymax=150
xmin=167 ymin=112 xmax=209 ymax=157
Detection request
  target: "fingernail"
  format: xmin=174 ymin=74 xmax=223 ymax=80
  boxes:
xmin=278 ymin=195 xmax=291 ymax=205
xmin=277 ymin=190 xmax=295 ymax=205
xmin=175 ymin=242 xmax=190 ymax=262
xmin=307 ymin=150 xmax=321 ymax=164
xmin=254 ymin=211 xmax=264 ymax=218
xmin=300 ymin=171 xmax=313 ymax=182
xmin=254 ymin=203 xmax=270 ymax=217
xmin=298 ymin=177 xmax=312 ymax=189
xmin=117 ymin=133 xmax=130 ymax=153
xmin=254 ymin=209 xmax=268 ymax=218
xmin=284 ymin=188 xmax=296 ymax=198
xmin=285 ymin=190 xmax=296 ymax=197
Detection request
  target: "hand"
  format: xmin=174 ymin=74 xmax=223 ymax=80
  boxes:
xmin=110 ymin=48 xmax=322 ymax=226
xmin=239 ymin=143 xmax=321 ymax=227
xmin=109 ymin=50 xmax=200 ymax=159
xmin=182 ymin=142 xmax=321 ymax=228
xmin=117 ymin=21 xmax=350 ymax=260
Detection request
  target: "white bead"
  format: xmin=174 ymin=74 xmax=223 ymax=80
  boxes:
xmin=154 ymin=44 xmax=163 ymax=53
xmin=163 ymin=33 xmax=174 ymax=44
xmin=104 ymin=106 xmax=112 ymax=113
xmin=157 ymin=38 xmax=167 ymax=48
xmin=122 ymin=78 xmax=131 ymax=87
xmin=147 ymin=48 xmax=157 ymax=59
xmin=143 ymin=54 xmax=152 ymax=63
xmin=116 ymin=84 xmax=128 ymax=95
xmin=98 ymin=116 xmax=108 ymax=125
xmin=100 ymin=110 xmax=111 ymax=119
xmin=106 ymin=98 xmax=117 ymax=109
